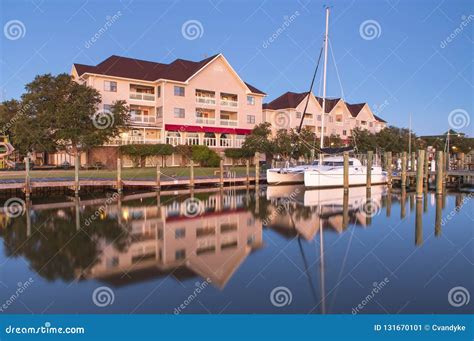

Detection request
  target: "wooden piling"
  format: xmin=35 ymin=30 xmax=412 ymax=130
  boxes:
xmin=117 ymin=158 xmax=123 ymax=194
xmin=416 ymin=149 xmax=425 ymax=199
xmin=219 ymin=159 xmax=224 ymax=188
xmin=74 ymin=153 xmax=80 ymax=195
xmin=245 ymin=159 xmax=250 ymax=185
xmin=366 ymin=151 xmax=373 ymax=189
xmin=423 ymin=150 xmax=429 ymax=184
xmin=400 ymin=188 xmax=406 ymax=219
xmin=459 ymin=152 xmax=465 ymax=170
xmin=401 ymin=152 xmax=407 ymax=188
xmin=342 ymin=191 xmax=349 ymax=229
xmin=343 ymin=151 xmax=349 ymax=192
xmin=436 ymin=151 xmax=443 ymax=195
xmin=411 ymin=152 xmax=416 ymax=171
xmin=255 ymin=152 xmax=260 ymax=186
xmin=24 ymin=157 xmax=31 ymax=199
xmin=415 ymin=199 xmax=423 ymax=246
xmin=156 ymin=163 xmax=161 ymax=190
xmin=386 ymin=151 xmax=392 ymax=187
xmin=189 ymin=160 xmax=194 ymax=188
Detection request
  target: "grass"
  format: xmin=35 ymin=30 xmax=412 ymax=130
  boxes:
xmin=0 ymin=166 xmax=256 ymax=181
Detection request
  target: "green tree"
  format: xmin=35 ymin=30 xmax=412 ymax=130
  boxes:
xmin=241 ymin=122 xmax=275 ymax=162
xmin=2 ymin=74 xmax=130 ymax=156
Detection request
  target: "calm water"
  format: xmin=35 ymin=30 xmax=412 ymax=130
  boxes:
xmin=0 ymin=185 xmax=472 ymax=314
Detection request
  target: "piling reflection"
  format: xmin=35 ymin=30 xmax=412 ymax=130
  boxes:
xmin=0 ymin=185 xmax=467 ymax=294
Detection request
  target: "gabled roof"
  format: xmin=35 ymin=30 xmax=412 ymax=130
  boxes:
xmin=346 ymin=103 xmax=366 ymax=117
xmin=373 ymin=114 xmax=387 ymax=123
xmin=73 ymin=54 xmax=265 ymax=94
xmin=263 ymin=91 xmax=309 ymax=110
xmin=315 ymin=96 xmax=341 ymax=113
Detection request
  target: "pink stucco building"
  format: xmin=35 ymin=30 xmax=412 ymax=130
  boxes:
xmin=47 ymin=54 xmax=386 ymax=167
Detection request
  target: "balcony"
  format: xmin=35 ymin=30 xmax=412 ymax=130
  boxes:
xmin=220 ymin=93 xmax=238 ymax=108
xmin=106 ymin=136 xmax=246 ymax=148
xmin=220 ymin=119 xmax=238 ymax=126
xmin=196 ymin=89 xmax=216 ymax=105
xmin=131 ymin=115 xmax=157 ymax=124
xmin=220 ymin=99 xmax=238 ymax=108
xmin=196 ymin=97 xmax=216 ymax=105
xmin=203 ymin=137 xmax=217 ymax=147
xmin=196 ymin=117 xmax=216 ymax=125
xmin=130 ymin=92 xmax=155 ymax=102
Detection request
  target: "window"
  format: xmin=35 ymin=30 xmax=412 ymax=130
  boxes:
xmin=343 ymin=130 xmax=347 ymax=136
xmin=317 ymin=115 xmax=321 ymax=121
xmin=247 ymin=115 xmax=255 ymax=124
xmin=103 ymin=104 xmax=112 ymax=112
xmin=174 ymin=86 xmax=185 ymax=96
xmin=336 ymin=114 xmax=343 ymax=122
xmin=157 ymin=85 xmax=161 ymax=98
xmin=104 ymin=81 xmax=117 ymax=92
xmin=175 ymin=249 xmax=186 ymax=260
xmin=175 ymin=228 xmax=185 ymax=239
xmin=174 ymin=108 xmax=185 ymax=118
xmin=296 ymin=112 xmax=302 ymax=119
xmin=247 ymin=96 xmax=255 ymax=105
xmin=369 ymin=122 xmax=373 ymax=127
xmin=156 ymin=106 xmax=163 ymax=118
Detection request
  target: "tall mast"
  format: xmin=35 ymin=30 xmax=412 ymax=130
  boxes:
xmin=319 ymin=7 xmax=330 ymax=151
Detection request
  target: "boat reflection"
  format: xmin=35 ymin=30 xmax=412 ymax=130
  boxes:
xmin=0 ymin=186 xmax=467 ymax=293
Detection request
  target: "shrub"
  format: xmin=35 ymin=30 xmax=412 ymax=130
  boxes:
xmin=191 ymin=145 xmax=221 ymax=167
xmin=119 ymin=144 xmax=174 ymax=167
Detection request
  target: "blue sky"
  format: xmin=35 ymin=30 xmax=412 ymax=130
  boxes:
xmin=0 ymin=0 xmax=472 ymax=135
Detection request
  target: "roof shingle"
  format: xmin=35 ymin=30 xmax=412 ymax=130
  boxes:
xmin=73 ymin=54 xmax=265 ymax=94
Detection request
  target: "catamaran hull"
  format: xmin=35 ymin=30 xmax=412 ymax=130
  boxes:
xmin=304 ymin=168 xmax=387 ymax=188
xmin=266 ymin=169 xmax=305 ymax=185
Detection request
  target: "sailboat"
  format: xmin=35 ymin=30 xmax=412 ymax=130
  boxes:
xmin=303 ymin=8 xmax=387 ymax=188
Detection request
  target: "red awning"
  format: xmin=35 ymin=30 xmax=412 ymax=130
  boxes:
xmin=165 ymin=124 xmax=251 ymax=135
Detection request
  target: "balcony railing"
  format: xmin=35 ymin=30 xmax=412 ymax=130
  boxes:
xmin=106 ymin=136 xmax=246 ymax=148
xmin=220 ymin=119 xmax=238 ymax=127
xmin=131 ymin=115 xmax=157 ymax=124
xmin=196 ymin=97 xmax=216 ymax=105
xmin=196 ymin=117 xmax=216 ymax=125
xmin=220 ymin=99 xmax=238 ymax=108
xmin=129 ymin=92 xmax=155 ymax=101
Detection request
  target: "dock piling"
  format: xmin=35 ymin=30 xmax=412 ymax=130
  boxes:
xmin=255 ymin=152 xmax=260 ymax=187
xmin=366 ymin=151 xmax=373 ymax=189
xmin=24 ymin=157 xmax=31 ymax=199
xmin=245 ymin=159 xmax=250 ymax=186
xmin=343 ymin=151 xmax=349 ymax=192
xmin=416 ymin=149 xmax=425 ymax=199
xmin=386 ymin=152 xmax=392 ymax=188
xmin=401 ymin=152 xmax=407 ymax=188
xmin=436 ymin=151 xmax=443 ymax=195
xmin=74 ymin=153 xmax=80 ymax=195
xmin=117 ymin=158 xmax=123 ymax=194
xmin=156 ymin=163 xmax=161 ymax=190
xmin=219 ymin=159 xmax=224 ymax=188
xmin=189 ymin=160 xmax=194 ymax=188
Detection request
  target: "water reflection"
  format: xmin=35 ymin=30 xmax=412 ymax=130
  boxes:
xmin=0 ymin=186 xmax=472 ymax=314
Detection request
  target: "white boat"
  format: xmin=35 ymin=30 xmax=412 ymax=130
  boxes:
xmin=304 ymin=156 xmax=387 ymax=188
xmin=266 ymin=163 xmax=317 ymax=185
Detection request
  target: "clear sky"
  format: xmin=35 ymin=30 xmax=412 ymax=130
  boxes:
xmin=0 ymin=0 xmax=472 ymax=135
